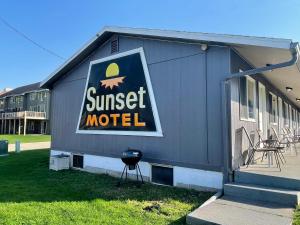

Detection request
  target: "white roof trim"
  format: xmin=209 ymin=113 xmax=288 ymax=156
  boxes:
xmin=104 ymin=26 xmax=292 ymax=49
xmin=41 ymin=26 xmax=293 ymax=88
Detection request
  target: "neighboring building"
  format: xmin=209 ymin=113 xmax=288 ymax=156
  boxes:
xmin=41 ymin=26 xmax=300 ymax=190
xmin=0 ymin=82 xmax=50 ymax=135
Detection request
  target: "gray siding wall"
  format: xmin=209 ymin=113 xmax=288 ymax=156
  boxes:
xmin=230 ymin=49 xmax=300 ymax=169
xmin=50 ymin=35 xmax=231 ymax=171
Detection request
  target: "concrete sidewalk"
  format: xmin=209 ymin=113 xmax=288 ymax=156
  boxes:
xmin=187 ymin=150 xmax=300 ymax=225
xmin=8 ymin=142 xmax=50 ymax=152
xmin=187 ymin=196 xmax=293 ymax=225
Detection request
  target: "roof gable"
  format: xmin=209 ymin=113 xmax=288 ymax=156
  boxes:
xmin=40 ymin=26 xmax=294 ymax=88
xmin=0 ymin=82 xmax=43 ymax=98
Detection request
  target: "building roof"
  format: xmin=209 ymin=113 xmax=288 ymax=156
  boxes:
xmin=0 ymin=82 xmax=43 ymax=98
xmin=40 ymin=26 xmax=296 ymax=89
xmin=39 ymin=26 xmax=300 ymax=107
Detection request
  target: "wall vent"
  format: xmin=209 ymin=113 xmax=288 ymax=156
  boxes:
xmin=72 ymin=154 xmax=84 ymax=169
xmin=151 ymin=165 xmax=173 ymax=186
xmin=111 ymin=37 xmax=119 ymax=54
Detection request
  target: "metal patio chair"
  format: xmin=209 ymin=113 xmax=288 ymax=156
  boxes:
xmin=256 ymin=128 xmax=286 ymax=165
xmin=271 ymin=127 xmax=289 ymax=148
xmin=285 ymin=127 xmax=300 ymax=143
xmin=270 ymin=127 xmax=287 ymax=163
xmin=241 ymin=126 xmax=283 ymax=171
xmin=283 ymin=128 xmax=299 ymax=155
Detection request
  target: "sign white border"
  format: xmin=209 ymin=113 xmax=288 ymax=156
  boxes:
xmin=76 ymin=47 xmax=163 ymax=137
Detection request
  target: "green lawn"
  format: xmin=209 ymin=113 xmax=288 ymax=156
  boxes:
xmin=294 ymin=206 xmax=300 ymax=225
xmin=0 ymin=134 xmax=51 ymax=144
xmin=0 ymin=150 xmax=212 ymax=225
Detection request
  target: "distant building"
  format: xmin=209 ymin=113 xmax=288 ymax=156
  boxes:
xmin=0 ymin=82 xmax=50 ymax=135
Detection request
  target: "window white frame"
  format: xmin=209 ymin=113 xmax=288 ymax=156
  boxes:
xmin=239 ymin=75 xmax=256 ymax=122
xmin=30 ymin=92 xmax=37 ymax=101
xmin=269 ymin=92 xmax=278 ymax=125
xmin=278 ymin=97 xmax=283 ymax=130
xmin=289 ymin=105 xmax=292 ymax=127
xmin=292 ymin=108 xmax=297 ymax=129
xmin=283 ymin=102 xmax=289 ymax=126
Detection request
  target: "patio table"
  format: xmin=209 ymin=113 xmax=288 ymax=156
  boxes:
xmin=260 ymin=139 xmax=278 ymax=167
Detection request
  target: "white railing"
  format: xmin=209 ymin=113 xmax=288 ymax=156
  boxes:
xmin=0 ymin=111 xmax=46 ymax=120
xmin=25 ymin=111 xmax=46 ymax=119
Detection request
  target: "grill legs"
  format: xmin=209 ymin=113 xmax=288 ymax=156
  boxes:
xmin=137 ymin=164 xmax=144 ymax=183
xmin=117 ymin=163 xmax=144 ymax=187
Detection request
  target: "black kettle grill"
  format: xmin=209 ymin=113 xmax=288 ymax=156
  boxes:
xmin=117 ymin=149 xmax=144 ymax=186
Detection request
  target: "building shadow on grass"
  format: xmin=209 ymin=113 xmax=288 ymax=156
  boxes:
xmin=0 ymin=150 xmax=211 ymax=224
xmin=0 ymin=150 xmax=212 ymax=205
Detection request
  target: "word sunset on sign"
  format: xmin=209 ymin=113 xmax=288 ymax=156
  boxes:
xmin=76 ymin=48 xmax=162 ymax=137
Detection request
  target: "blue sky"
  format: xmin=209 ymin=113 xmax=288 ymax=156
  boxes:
xmin=1 ymin=0 xmax=300 ymax=90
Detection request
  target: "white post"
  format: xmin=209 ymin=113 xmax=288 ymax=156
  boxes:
xmin=18 ymin=119 xmax=21 ymax=135
xmin=15 ymin=141 xmax=20 ymax=153
xmin=23 ymin=112 xmax=27 ymax=136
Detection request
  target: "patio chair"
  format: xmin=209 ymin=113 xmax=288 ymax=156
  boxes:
xmin=256 ymin=128 xmax=286 ymax=164
xmin=255 ymin=129 xmax=264 ymax=148
xmin=271 ymin=127 xmax=289 ymax=148
xmin=241 ymin=126 xmax=283 ymax=171
xmin=283 ymin=128 xmax=299 ymax=153
xmin=270 ymin=127 xmax=286 ymax=163
xmin=286 ymin=127 xmax=300 ymax=142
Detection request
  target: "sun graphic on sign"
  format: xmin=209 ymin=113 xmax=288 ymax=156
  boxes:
xmin=100 ymin=63 xmax=125 ymax=89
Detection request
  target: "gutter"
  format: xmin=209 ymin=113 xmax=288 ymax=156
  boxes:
xmin=221 ymin=42 xmax=299 ymax=183
xmin=226 ymin=42 xmax=299 ymax=80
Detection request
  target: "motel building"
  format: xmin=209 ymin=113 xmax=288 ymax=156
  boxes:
xmin=41 ymin=27 xmax=300 ymax=211
xmin=0 ymin=82 xmax=50 ymax=135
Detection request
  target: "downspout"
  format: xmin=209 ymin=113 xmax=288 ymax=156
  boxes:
xmin=221 ymin=42 xmax=299 ymax=184
xmin=226 ymin=42 xmax=299 ymax=80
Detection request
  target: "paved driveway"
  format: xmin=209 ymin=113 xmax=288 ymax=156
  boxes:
xmin=8 ymin=142 xmax=51 ymax=152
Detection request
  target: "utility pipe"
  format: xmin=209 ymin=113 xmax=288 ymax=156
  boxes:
xmin=226 ymin=42 xmax=299 ymax=80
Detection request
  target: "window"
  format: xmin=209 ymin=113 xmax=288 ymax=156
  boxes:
xmin=15 ymin=96 xmax=22 ymax=105
xmin=292 ymin=108 xmax=297 ymax=128
xmin=151 ymin=165 xmax=173 ymax=186
xmin=239 ymin=76 xmax=256 ymax=121
xmin=72 ymin=154 xmax=84 ymax=168
xmin=40 ymin=105 xmax=45 ymax=112
xmin=269 ymin=92 xmax=278 ymax=124
xmin=10 ymin=97 xmax=15 ymax=104
xmin=283 ymin=102 xmax=289 ymax=126
xmin=278 ymin=97 xmax=283 ymax=129
xmin=30 ymin=93 xmax=36 ymax=101
xmin=37 ymin=92 xmax=44 ymax=101
xmin=30 ymin=121 xmax=35 ymax=130
xmin=289 ymin=105 xmax=292 ymax=127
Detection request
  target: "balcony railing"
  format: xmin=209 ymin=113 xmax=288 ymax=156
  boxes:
xmin=0 ymin=111 xmax=46 ymax=120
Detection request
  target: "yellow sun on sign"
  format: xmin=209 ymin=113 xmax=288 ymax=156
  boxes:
xmin=106 ymin=63 xmax=119 ymax=78
xmin=101 ymin=63 xmax=125 ymax=89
